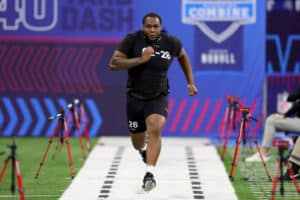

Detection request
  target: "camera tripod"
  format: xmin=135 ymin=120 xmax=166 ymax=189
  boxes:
xmin=73 ymin=99 xmax=91 ymax=152
xmin=270 ymin=140 xmax=300 ymax=200
xmin=229 ymin=107 xmax=272 ymax=181
xmin=76 ymin=99 xmax=91 ymax=151
xmin=219 ymin=95 xmax=240 ymax=160
xmin=0 ymin=137 xmax=25 ymax=200
xmin=66 ymin=101 xmax=86 ymax=159
xmin=51 ymin=100 xmax=91 ymax=160
xmin=35 ymin=107 xmax=75 ymax=179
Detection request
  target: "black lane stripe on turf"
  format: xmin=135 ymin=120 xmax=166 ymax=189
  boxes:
xmin=185 ymin=146 xmax=205 ymax=199
xmin=98 ymin=146 xmax=125 ymax=199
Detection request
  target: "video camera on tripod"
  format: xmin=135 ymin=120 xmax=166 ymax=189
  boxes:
xmin=225 ymin=95 xmax=240 ymax=106
xmin=270 ymin=139 xmax=300 ymax=199
xmin=229 ymin=105 xmax=272 ymax=181
xmin=35 ymin=98 xmax=90 ymax=179
xmin=220 ymin=95 xmax=241 ymax=160
xmin=0 ymin=138 xmax=25 ymax=200
xmin=272 ymin=139 xmax=290 ymax=150
xmin=238 ymin=106 xmax=258 ymax=122
xmin=223 ymin=95 xmax=240 ymax=128
xmin=239 ymin=107 xmax=249 ymax=114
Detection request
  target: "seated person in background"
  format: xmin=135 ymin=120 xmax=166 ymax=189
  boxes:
xmin=246 ymin=87 xmax=300 ymax=162
xmin=283 ymin=137 xmax=300 ymax=180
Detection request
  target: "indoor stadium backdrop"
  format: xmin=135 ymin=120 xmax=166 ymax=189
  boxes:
xmin=266 ymin=0 xmax=300 ymax=118
xmin=0 ymin=0 xmax=272 ymax=138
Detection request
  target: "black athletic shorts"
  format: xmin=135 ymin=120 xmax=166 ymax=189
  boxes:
xmin=126 ymin=94 xmax=168 ymax=133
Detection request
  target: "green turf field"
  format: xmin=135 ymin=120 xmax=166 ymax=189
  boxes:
xmin=0 ymin=137 xmax=300 ymax=200
xmin=220 ymin=145 xmax=300 ymax=200
xmin=0 ymin=137 xmax=97 ymax=199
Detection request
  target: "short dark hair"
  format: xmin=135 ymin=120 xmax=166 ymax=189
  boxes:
xmin=142 ymin=12 xmax=162 ymax=25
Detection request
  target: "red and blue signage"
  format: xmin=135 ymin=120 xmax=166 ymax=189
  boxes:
xmin=0 ymin=0 xmax=266 ymax=138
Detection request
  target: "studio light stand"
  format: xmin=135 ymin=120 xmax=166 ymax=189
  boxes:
xmin=0 ymin=137 xmax=25 ymax=200
xmin=270 ymin=140 xmax=300 ymax=200
xmin=219 ymin=95 xmax=240 ymax=160
xmin=229 ymin=107 xmax=272 ymax=181
xmin=35 ymin=107 xmax=75 ymax=179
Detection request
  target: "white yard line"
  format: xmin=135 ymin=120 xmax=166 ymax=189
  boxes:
xmin=60 ymin=137 xmax=238 ymax=200
xmin=0 ymin=194 xmax=60 ymax=198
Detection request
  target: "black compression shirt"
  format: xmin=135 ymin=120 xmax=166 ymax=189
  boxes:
xmin=117 ymin=30 xmax=182 ymax=98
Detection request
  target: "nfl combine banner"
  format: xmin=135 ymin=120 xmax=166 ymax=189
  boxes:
xmin=182 ymin=0 xmax=256 ymax=71
xmin=0 ymin=0 xmax=265 ymax=138
xmin=171 ymin=0 xmax=265 ymax=138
